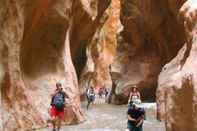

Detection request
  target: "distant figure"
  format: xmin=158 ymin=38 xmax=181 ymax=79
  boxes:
xmin=107 ymin=81 xmax=116 ymax=103
xmin=128 ymin=86 xmax=141 ymax=105
xmin=104 ymin=87 xmax=108 ymax=99
xmin=98 ymin=87 xmax=104 ymax=98
xmin=50 ymin=82 xmax=68 ymax=131
xmin=127 ymin=102 xmax=145 ymax=131
xmin=86 ymin=86 xmax=95 ymax=110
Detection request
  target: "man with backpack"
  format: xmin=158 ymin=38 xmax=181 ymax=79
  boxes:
xmin=86 ymin=86 xmax=95 ymax=110
xmin=50 ymin=82 xmax=68 ymax=131
xmin=127 ymin=102 xmax=145 ymax=131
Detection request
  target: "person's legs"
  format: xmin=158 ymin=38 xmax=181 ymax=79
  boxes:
xmin=56 ymin=117 xmax=61 ymax=131
xmin=57 ymin=109 xmax=64 ymax=131
xmin=51 ymin=117 xmax=56 ymax=131
xmin=87 ymin=99 xmax=90 ymax=109
xmin=50 ymin=106 xmax=57 ymax=130
xmin=136 ymin=125 xmax=143 ymax=131
xmin=92 ymin=95 xmax=95 ymax=104
xmin=99 ymin=92 xmax=101 ymax=98
xmin=127 ymin=122 xmax=135 ymax=131
xmin=107 ymin=90 xmax=112 ymax=103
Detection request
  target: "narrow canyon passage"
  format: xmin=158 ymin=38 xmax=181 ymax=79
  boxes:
xmin=0 ymin=0 xmax=197 ymax=131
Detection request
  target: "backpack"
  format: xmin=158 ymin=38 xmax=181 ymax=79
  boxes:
xmin=88 ymin=88 xmax=95 ymax=96
xmin=53 ymin=92 xmax=65 ymax=110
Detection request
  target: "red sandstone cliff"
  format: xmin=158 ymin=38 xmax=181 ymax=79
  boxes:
xmin=0 ymin=0 xmax=110 ymax=130
xmin=79 ymin=0 xmax=120 ymax=93
xmin=157 ymin=0 xmax=197 ymax=130
xmin=110 ymin=0 xmax=187 ymax=104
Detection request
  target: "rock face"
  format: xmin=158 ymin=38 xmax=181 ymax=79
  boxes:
xmin=70 ymin=0 xmax=111 ymax=77
xmin=79 ymin=0 xmax=119 ymax=93
xmin=0 ymin=0 xmax=109 ymax=130
xmin=110 ymin=0 xmax=187 ymax=104
xmin=157 ymin=0 xmax=197 ymax=131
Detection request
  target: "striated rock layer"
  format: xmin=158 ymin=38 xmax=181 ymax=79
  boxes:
xmin=70 ymin=0 xmax=111 ymax=77
xmin=79 ymin=0 xmax=119 ymax=94
xmin=110 ymin=0 xmax=187 ymax=104
xmin=157 ymin=0 xmax=197 ymax=131
xmin=0 ymin=0 xmax=110 ymax=130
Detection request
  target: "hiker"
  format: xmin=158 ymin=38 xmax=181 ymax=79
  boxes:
xmin=98 ymin=87 xmax=104 ymax=98
xmin=104 ymin=87 xmax=108 ymax=99
xmin=107 ymin=81 xmax=116 ymax=103
xmin=127 ymin=102 xmax=145 ymax=131
xmin=128 ymin=86 xmax=141 ymax=104
xmin=50 ymin=82 xmax=68 ymax=131
xmin=86 ymin=86 xmax=95 ymax=109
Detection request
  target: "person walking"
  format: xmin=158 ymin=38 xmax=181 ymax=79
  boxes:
xmin=86 ymin=86 xmax=95 ymax=110
xmin=50 ymin=82 xmax=68 ymax=131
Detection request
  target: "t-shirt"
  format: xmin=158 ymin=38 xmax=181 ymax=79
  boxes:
xmin=87 ymin=87 xmax=95 ymax=96
xmin=51 ymin=90 xmax=68 ymax=106
xmin=127 ymin=107 xmax=145 ymax=125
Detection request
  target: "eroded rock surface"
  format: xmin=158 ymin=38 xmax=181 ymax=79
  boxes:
xmin=157 ymin=0 xmax=197 ymax=130
xmin=79 ymin=0 xmax=119 ymax=94
xmin=110 ymin=0 xmax=187 ymax=104
xmin=0 ymin=0 xmax=109 ymax=130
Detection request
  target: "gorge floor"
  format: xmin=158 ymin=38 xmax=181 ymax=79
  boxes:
xmin=38 ymin=99 xmax=165 ymax=131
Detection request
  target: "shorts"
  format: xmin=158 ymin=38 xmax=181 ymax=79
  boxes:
xmin=88 ymin=95 xmax=95 ymax=102
xmin=127 ymin=122 xmax=143 ymax=131
xmin=50 ymin=106 xmax=64 ymax=119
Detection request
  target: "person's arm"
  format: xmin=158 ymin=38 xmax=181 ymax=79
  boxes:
xmin=128 ymin=92 xmax=132 ymax=104
xmin=127 ymin=108 xmax=136 ymax=122
xmin=136 ymin=118 xmax=144 ymax=127
xmin=87 ymin=88 xmax=90 ymax=95
xmin=63 ymin=91 xmax=70 ymax=103
xmin=50 ymin=90 xmax=57 ymax=105
xmin=137 ymin=92 xmax=141 ymax=99
xmin=136 ymin=111 xmax=145 ymax=127
xmin=50 ymin=96 xmax=54 ymax=106
xmin=127 ymin=115 xmax=136 ymax=122
xmin=93 ymin=89 xmax=96 ymax=95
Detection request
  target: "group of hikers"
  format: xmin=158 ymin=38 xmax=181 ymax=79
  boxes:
xmin=86 ymin=85 xmax=108 ymax=109
xmin=49 ymin=82 xmax=144 ymax=131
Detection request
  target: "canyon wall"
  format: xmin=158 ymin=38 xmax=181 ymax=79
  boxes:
xmin=79 ymin=0 xmax=120 ymax=94
xmin=157 ymin=0 xmax=197 ymax=131
xmin=110 ymin=0 xmax=187 ymax=104
xmin=0 ymin=0 xmax=109 ymax=130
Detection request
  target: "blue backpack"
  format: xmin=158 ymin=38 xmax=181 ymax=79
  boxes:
xmin=53 ymin=92 xmax=65 ymax=110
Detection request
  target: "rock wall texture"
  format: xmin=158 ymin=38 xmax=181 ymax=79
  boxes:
xmin=79 ymin=0 xmax=119 ymax=93
xmin=0 ymin=0 xmax=109 ymax=130
xmin=110 ymin=0 xmax=187 ymax=104
xmin=70 ymin=0 xmax=111 ymax=77
xmin=157 ymin=0 xmax=197 ymax=131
